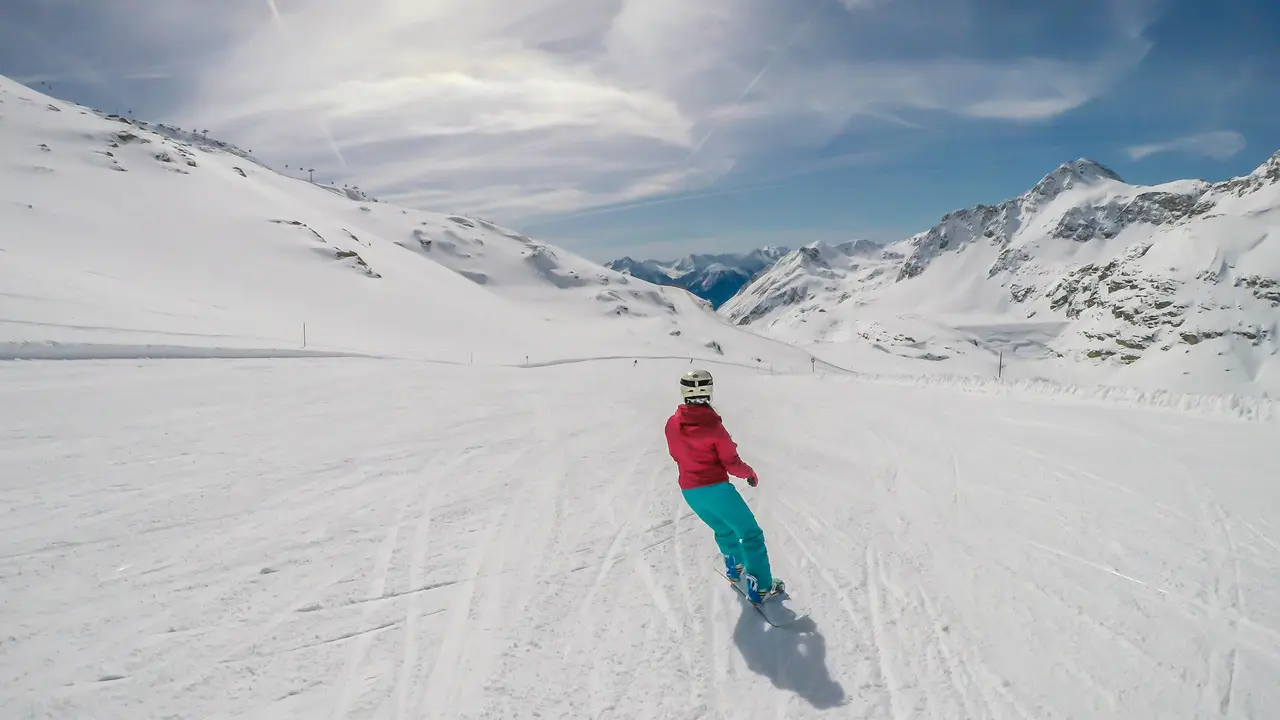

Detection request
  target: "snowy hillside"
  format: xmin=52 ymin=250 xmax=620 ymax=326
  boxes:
xmin=0 ymin=76 xmax=820 ymax=369
xmin=722 ymin=157 xmax=1280 ymax=395
xmin=608 ymin=247 xmax=790 ymax=309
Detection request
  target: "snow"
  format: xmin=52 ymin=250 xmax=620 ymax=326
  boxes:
xmin=723 ymin=156 xmax=1280 ymax=397
xmin=3 ymin=75 xmax=1280 ymax=719
xmin=0 ymin=76 xmax=816 ymax=371
xmin=3 ymin=359 xmax=1279 ymax=719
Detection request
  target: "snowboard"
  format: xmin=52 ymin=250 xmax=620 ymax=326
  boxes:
xmin=713 ymin=558 xmax=809 ymax=627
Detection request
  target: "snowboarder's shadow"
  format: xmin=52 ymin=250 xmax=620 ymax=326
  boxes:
xmin=732 ymin=603 xmax=847 ymax=709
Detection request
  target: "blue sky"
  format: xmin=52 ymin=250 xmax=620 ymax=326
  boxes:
xmin=2 ymin=0 xmax=1278 ymax=262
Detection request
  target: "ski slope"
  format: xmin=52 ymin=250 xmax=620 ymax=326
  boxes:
xmin=0 ymin=75 xmax=819 ymax=371
xmin=4 ymin=358 xmax=1277 ymax=719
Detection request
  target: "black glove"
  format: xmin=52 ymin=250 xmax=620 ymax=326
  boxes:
xmin=747 ymin=474 xmax=759 ymax=488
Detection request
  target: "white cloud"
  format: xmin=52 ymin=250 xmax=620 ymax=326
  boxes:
xmin=1126 ymin=131 xmax=1247 ymax=161
xmin=102 ymin=0 xmax=1161 ymax=221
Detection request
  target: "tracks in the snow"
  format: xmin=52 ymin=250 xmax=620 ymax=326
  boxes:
xmin=10 ymin=360 xmax=1280 ymax=719
xmin=330 ymin=507 xmax=406 ymax=720
xmin=392 ymin=487 xmax=432 ymax=720
xmin=761 ymin=396 xmax=1058 ymax=720
xmin=329 ymin=405 xmax=556 ymax=719
xmin=1112 ymin=418 xmax=1260 ymax=719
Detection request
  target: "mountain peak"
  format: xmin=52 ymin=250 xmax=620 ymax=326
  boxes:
xmin=1252 ymin=150 xmax=1280 ymax=178
xmin=1026 ymin=158 xmax=1124 ymax=203
xmin=835 ymin=238 xmax=881 ymax=256
xmin=1061 ymin=158 xmax=1123 ymax=182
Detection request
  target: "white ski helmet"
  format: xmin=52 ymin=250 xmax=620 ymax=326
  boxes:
xmin=680 ymin=369 xmax=714 ymax=403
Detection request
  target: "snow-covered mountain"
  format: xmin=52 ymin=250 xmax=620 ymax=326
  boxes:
xmin=0 ymin=75 xmax=825 ymax=369
xmin=722 ymin=155 xmax=1280 ymax=395
xmin=606 ymin=247 xmax=790 ymax=309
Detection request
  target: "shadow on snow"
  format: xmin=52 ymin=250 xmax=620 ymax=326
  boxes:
xmin=732 ymin=601 xmax=847 ymax=710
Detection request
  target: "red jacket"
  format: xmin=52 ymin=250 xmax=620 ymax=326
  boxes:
xmin=664 ymin=404 xmax=756 ymax=490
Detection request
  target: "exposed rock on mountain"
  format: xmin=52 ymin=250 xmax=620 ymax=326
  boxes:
xmin=722 ymin=152 xmax=1280 ymax=394
xmin=607 ymin=247 xmax=790 ymax=308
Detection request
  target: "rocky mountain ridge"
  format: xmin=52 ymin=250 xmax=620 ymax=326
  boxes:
xmin=720 ymin=151 xmax=1280 ymax=394
xmin=606 ymin=247 xmax=790 ymax=308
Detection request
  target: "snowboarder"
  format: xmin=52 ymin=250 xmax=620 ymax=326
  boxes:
xmin=664 ymin=369 xmax=783 ymax=604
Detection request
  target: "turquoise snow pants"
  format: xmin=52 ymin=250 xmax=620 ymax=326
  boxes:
xmin=681 ymin=481 xmax=772 ymax=587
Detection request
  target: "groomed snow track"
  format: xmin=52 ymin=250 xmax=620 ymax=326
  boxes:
xmin=2 ymin=358 xmax=1278 ymax=719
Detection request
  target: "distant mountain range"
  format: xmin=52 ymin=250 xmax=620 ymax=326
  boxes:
xmin=720 ymin=152 xmax=1280 ymax=395
xmin=605 ymin=247 xmax=791 ymax=308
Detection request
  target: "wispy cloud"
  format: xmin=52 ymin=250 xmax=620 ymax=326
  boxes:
xmin=31 ymin=0 xmax=1162 ymax=222
xmin=686 ymin=0 xmax=826 ymax=161
xmin=552 ymin=179 xmax=802 ymax=221
xmin=1126 ymin=131 xmax=1246 ymax=160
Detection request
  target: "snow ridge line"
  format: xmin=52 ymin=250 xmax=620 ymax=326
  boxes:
xmin=0 ymin=341 xmax=379 ymax=361
xmin=10 ymin=339 xmax=1269 ymax=422
xmin=0 ymin=345 xmax=809 ymax=372
xmin=516 ymin=354 xmax=801 ymax=372
xmin=815 ymin=372 xmax=1278 ymax=422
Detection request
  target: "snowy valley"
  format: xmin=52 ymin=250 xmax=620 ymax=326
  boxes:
xmin=723 ymin=156 xmax=1280 ymax=397
xmin=2 ymin=75 xmax=1279 ymax=720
